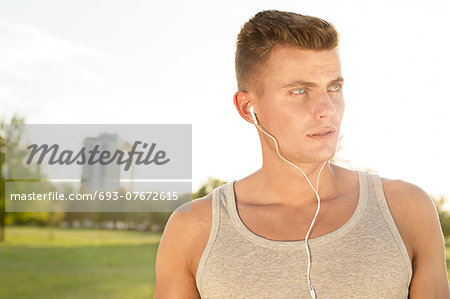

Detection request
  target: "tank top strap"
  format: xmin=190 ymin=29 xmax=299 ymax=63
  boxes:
xmin=368 ymin=172 xmax=413 ymax=282
xmin=195 ymin=182 xmax=230 ymax=295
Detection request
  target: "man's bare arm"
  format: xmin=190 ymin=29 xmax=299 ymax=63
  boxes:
xmin=154 ymin=196 xmax=212 ymax=298
xmin=154 ymin=202 xmax=200 ymax=298
xmin=384 ymin=179 xmax=450 ymax=298
xmin=407 ymin=186 xmax=449 ymax=298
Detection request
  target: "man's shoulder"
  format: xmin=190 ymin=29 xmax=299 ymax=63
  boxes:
xmin=167 ymin=193 xmax=213 ymax=234
xmin=379 ymin=176 xmax=449 ymax=297
xmin=157 ymin=193 xmax=214 ymax=277
xmin=155 ymin=194 xmax=215 ymax=297
xmin=380 ymin=177 xmax=436 ymax=216
xmin=380 ymin=176 xmax=440 ymax=260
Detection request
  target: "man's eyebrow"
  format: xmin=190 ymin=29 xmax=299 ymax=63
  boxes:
xmin=328 ymin=76 xmax=344 ymax=85
xmin=281 ymin=76 xmax=344 ymax=88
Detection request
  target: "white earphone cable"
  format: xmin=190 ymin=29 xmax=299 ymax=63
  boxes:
xmin=253 ymin=119 xmax=327 ymax=299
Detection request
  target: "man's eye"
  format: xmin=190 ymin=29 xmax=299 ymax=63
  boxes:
xmin=328 ymin=84 xmax=341 ymax=92
xmin=292 ymin=88 xmax=306 ymax=95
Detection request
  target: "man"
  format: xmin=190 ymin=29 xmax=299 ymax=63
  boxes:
xmin=155 ymin=10 xmax=449 ymax=298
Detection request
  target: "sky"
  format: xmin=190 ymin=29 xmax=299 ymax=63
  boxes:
xmin=1 ymin=0 xmax=449 ymax=206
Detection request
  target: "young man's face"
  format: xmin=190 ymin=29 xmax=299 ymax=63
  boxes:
xmin=254 ymin=46 xmax=344 ymax=164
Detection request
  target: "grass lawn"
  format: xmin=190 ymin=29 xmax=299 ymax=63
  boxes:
xmin=0 ymin=226 xmax=449 ymax=299
xmin=0 ymin=226 xmax=160 ymax=299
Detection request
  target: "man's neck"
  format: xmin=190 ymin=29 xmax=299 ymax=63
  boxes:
xmin=250 ymin=159 xmax=339 ymax=207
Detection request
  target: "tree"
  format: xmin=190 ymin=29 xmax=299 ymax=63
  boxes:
xmin=192 ymin=177 xmax=228 ymax=199
xmin=432 ymin=195 xmax=450 ymax=238
xmin=0 ymin=133 xmax=5 ymax=241
xmin=0 ymin=116 xmax=58 ymax=241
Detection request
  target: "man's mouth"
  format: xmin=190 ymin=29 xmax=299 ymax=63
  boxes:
xmin=307 ymin=128 xmax=336 ymax=139
xmin=311 ymin=131 xmax=333 ymax=136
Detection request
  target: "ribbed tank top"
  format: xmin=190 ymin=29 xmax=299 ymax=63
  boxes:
xmin=195 ymin=171 xmax=412 ymax=298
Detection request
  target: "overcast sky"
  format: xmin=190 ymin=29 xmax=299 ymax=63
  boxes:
xmin=1 ymin=0 xmax=449 ymax=206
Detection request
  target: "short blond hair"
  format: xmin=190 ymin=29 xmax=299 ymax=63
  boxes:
xmin=235 ymin=10 xmax=339 ymax=95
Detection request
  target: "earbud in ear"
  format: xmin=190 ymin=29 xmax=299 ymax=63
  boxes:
xmin=249 ymin=106 xmax=259 ymax=125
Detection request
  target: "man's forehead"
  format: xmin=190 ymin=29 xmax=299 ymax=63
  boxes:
xmin=263 ymin=47 xmax=342 ymax=85
xmin=267 ymin=47 xmax=340 ymax=70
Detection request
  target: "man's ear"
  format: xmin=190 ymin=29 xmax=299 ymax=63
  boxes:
xmin=233 ymin=91 xmax=256 ymax=125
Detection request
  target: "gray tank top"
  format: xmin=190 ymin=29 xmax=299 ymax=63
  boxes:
xmin=195 ymin=170 xmax=412 ymax=298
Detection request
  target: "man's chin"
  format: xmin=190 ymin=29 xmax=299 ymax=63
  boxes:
xmin=304 ymin=149 xmax=337 ymax=164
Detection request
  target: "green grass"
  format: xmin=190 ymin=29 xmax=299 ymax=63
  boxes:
xmin=0 ymin=226 xmax=160 ymax=299
xmin=0 ymin=227 xmax=449 ymax=299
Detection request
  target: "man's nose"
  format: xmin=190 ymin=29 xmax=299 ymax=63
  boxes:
xmin=312 ymin=91 xmax=336 ymax=119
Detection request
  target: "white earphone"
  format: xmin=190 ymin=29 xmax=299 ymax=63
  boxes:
xmin=249 ymin=105 xmax=326 ymax=299
xmin=249 ymin=105 xmax=259 ymax=125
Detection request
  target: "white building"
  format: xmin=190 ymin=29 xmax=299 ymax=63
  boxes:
xmin=81 ymin=133 xmax=131 ymax=192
